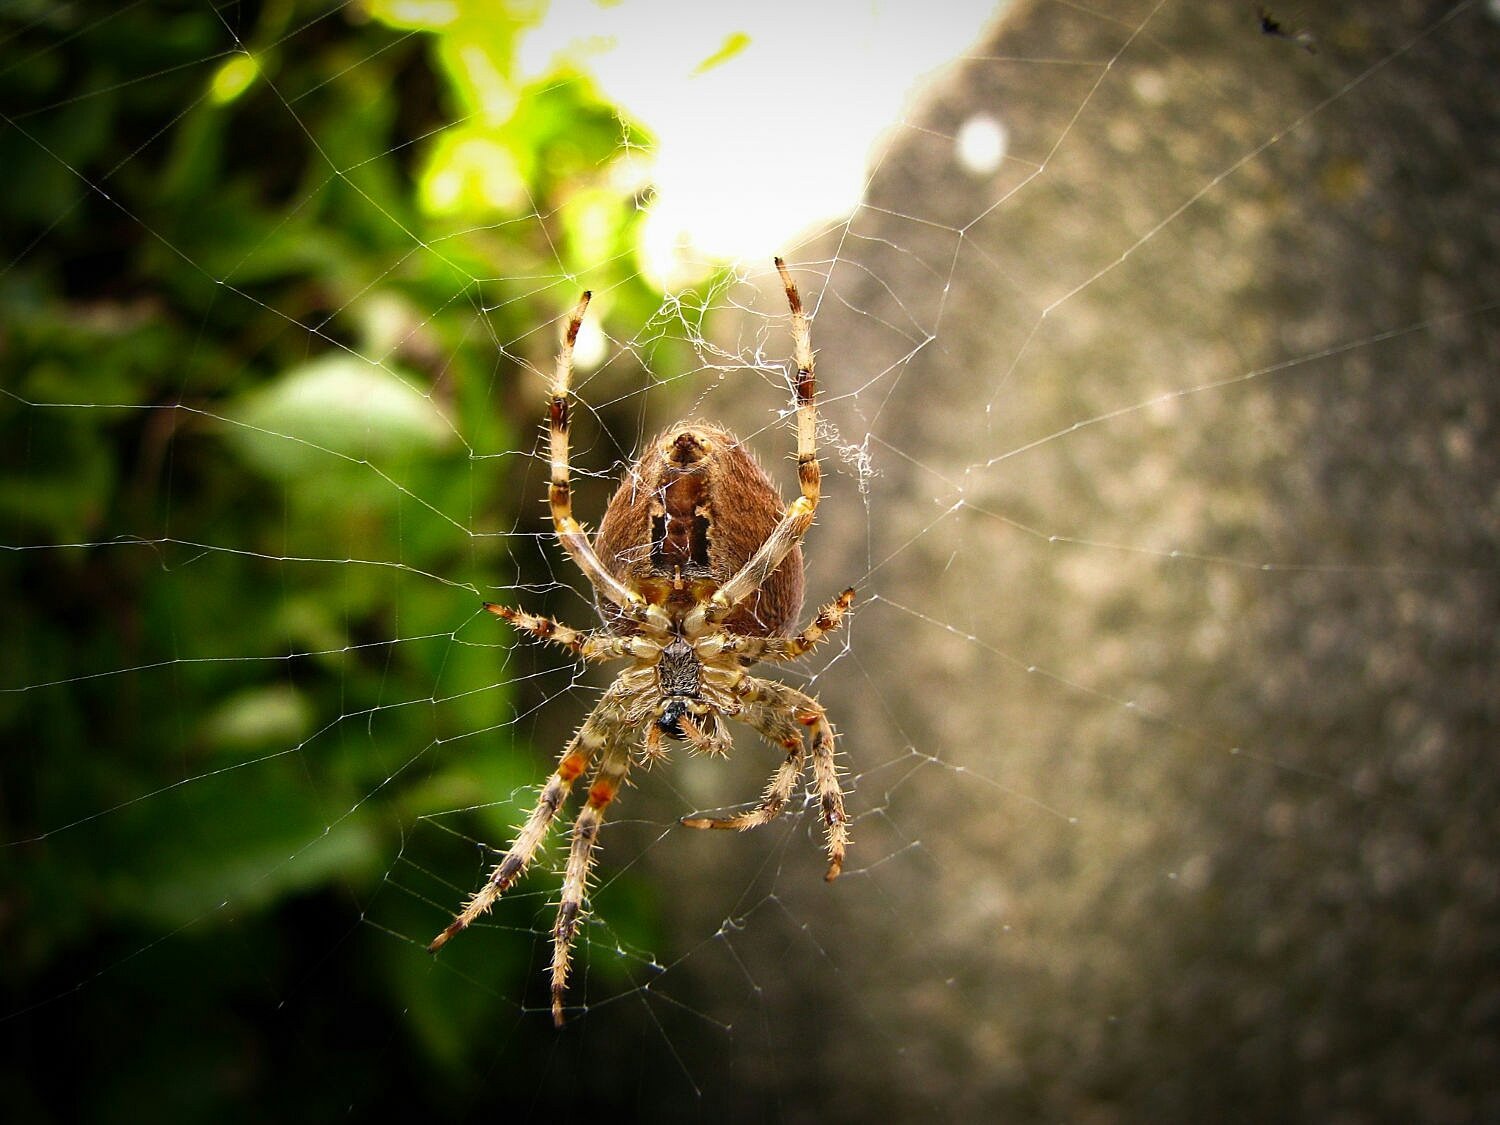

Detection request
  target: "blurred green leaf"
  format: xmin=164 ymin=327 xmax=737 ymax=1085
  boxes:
xmin=200 ymin=684 xmax=316 ymax=756
xmin=223 ymin=353 xmax=456 ymax=478
xmin=100 ymin=767 xmax=385 ymax=930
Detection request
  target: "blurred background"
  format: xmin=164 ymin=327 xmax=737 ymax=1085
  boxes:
xmin=3 ymin=1 xmax=1497 ymax=1121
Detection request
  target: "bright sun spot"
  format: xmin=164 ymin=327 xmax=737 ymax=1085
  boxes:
xmin=571 ymin=310 xmax=607 ymax=372
xmin=520 ymin=0 xmax=1004 ymax=288
xmin=955 ymin=113 xmax=1008 ymax=176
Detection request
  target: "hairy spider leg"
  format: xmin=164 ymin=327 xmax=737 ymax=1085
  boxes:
xmin=641 ymin=720 xmax=668 ymax=764
xmin=679 ymin=680 xmax=847 ymax=880
xmin=681 ymin=699 xmax=807 ymax=832
xmin=483 ymin=603 xmax=652 ymax=662
xmin=698 ymin=258 xmax=822 ymax=624
xmin=427 ymin=693 xmax=620 ymax=954
xmin=743 ymin=677 xmax=847 ymax=881
xmin=727 ymin=587 xmax=856 ymax=663
xmin=807 ymin=708 xmax=847 ymax=881
xmin=551 ymin=736 xmax=631 ymax=1026
xmin=483 ymin=602 xmax=590 ymax=656
xmin=676 ymin=713 xmax=734 ymax=756
xmin=546 ymin=292 xmax=669 ymax=633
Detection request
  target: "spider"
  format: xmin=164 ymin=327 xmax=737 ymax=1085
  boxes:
xmin=429 ymin=258 xmax=854 ymax=1026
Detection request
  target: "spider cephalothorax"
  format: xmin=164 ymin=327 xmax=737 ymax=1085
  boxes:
xmin=429 ymin=259 xmax=854 ymax=1026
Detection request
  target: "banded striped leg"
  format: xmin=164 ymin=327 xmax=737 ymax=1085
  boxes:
xmin=695 ymin=258 xmax=822 ymax=627
xmin=545 ymin=293 xmax=669 ymax=633
xmin=483 ymin=603 xmax=651 ymax=662
xmin=427 ymin=694 xmax=621 ymax=954
xmin=550 ymin=737 xmax=631 ymax=1026
xmin=681 ymin=700 xmax=806 ymax=831
xmin=686 ymin=679 xmax=847 ymax=880
xmin=725 ymin=587 xmax=855 ymax=664
xmin=747 ymin=677 xmax=846 ymax=880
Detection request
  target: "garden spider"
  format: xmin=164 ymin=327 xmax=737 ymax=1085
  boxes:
xmin=429 ymin=259 xmax=854 ymax=1026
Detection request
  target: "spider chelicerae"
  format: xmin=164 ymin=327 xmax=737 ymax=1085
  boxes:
xmin=429 ymin=258 xmax=854 ymax=1025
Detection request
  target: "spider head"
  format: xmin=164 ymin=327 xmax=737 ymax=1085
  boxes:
xmin=656 ymin=698 xmax=691 ymax=740
xmin=655 ymin=696 xmax=713 ymax=735
xmin=654 ymin=697 xmax=726 ymax=754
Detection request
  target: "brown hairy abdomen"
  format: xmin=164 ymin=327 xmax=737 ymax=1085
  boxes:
xmin=593 ymin=423 xmax=805 ymax=637
xmin=652 ymin=462 xmax=711 ymax=574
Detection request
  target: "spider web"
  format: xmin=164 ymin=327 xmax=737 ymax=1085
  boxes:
xmin=5 ymin=1 xmax=1499 ymax=1120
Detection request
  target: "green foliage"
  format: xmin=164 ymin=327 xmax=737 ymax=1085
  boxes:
xmin=0 ymin=1 xmax=694 ymax=1114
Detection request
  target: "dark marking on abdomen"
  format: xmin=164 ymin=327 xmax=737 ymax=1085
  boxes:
xmin=652 ymin=464 xmax=711 ymax=573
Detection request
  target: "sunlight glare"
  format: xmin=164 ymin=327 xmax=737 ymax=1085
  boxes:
xmin=521 ymin=1 xmax=1003 ymax=287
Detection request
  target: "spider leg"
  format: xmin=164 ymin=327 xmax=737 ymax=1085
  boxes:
xmin=676 ymin=712 xmax=733 ymax=757
xmin=641 ymin=721 xmax=668 ymax=765
xmin=484 ymin=602 xmax=651 ymax=662
xmin=692 ymin=259 xmax=821 ymax=628
xmin=746 ymin=677 xmax=847 ymax=880
xmin=726 ymin=587 xmax=855 ymax=664
xmin=545 ymin=293 xmax=670 ymax=634
xmin=427 ymin=690 xmax=622 ymax=954
xmin=680 ymin=700 xmax=806 ymax=831
xmin=550 ymin=734 xmax=631 ymax=1026
xmin=684 ymin=677 xmax=846 ymax=879
xmin=484 ymin=603 xmax=588 ymax=656
xmin=807 ymin=704 xmax=847 ymax=881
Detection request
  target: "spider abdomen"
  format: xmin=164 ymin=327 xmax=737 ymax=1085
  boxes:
xmin=593 ymin=422 xmax=805 ymax=636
